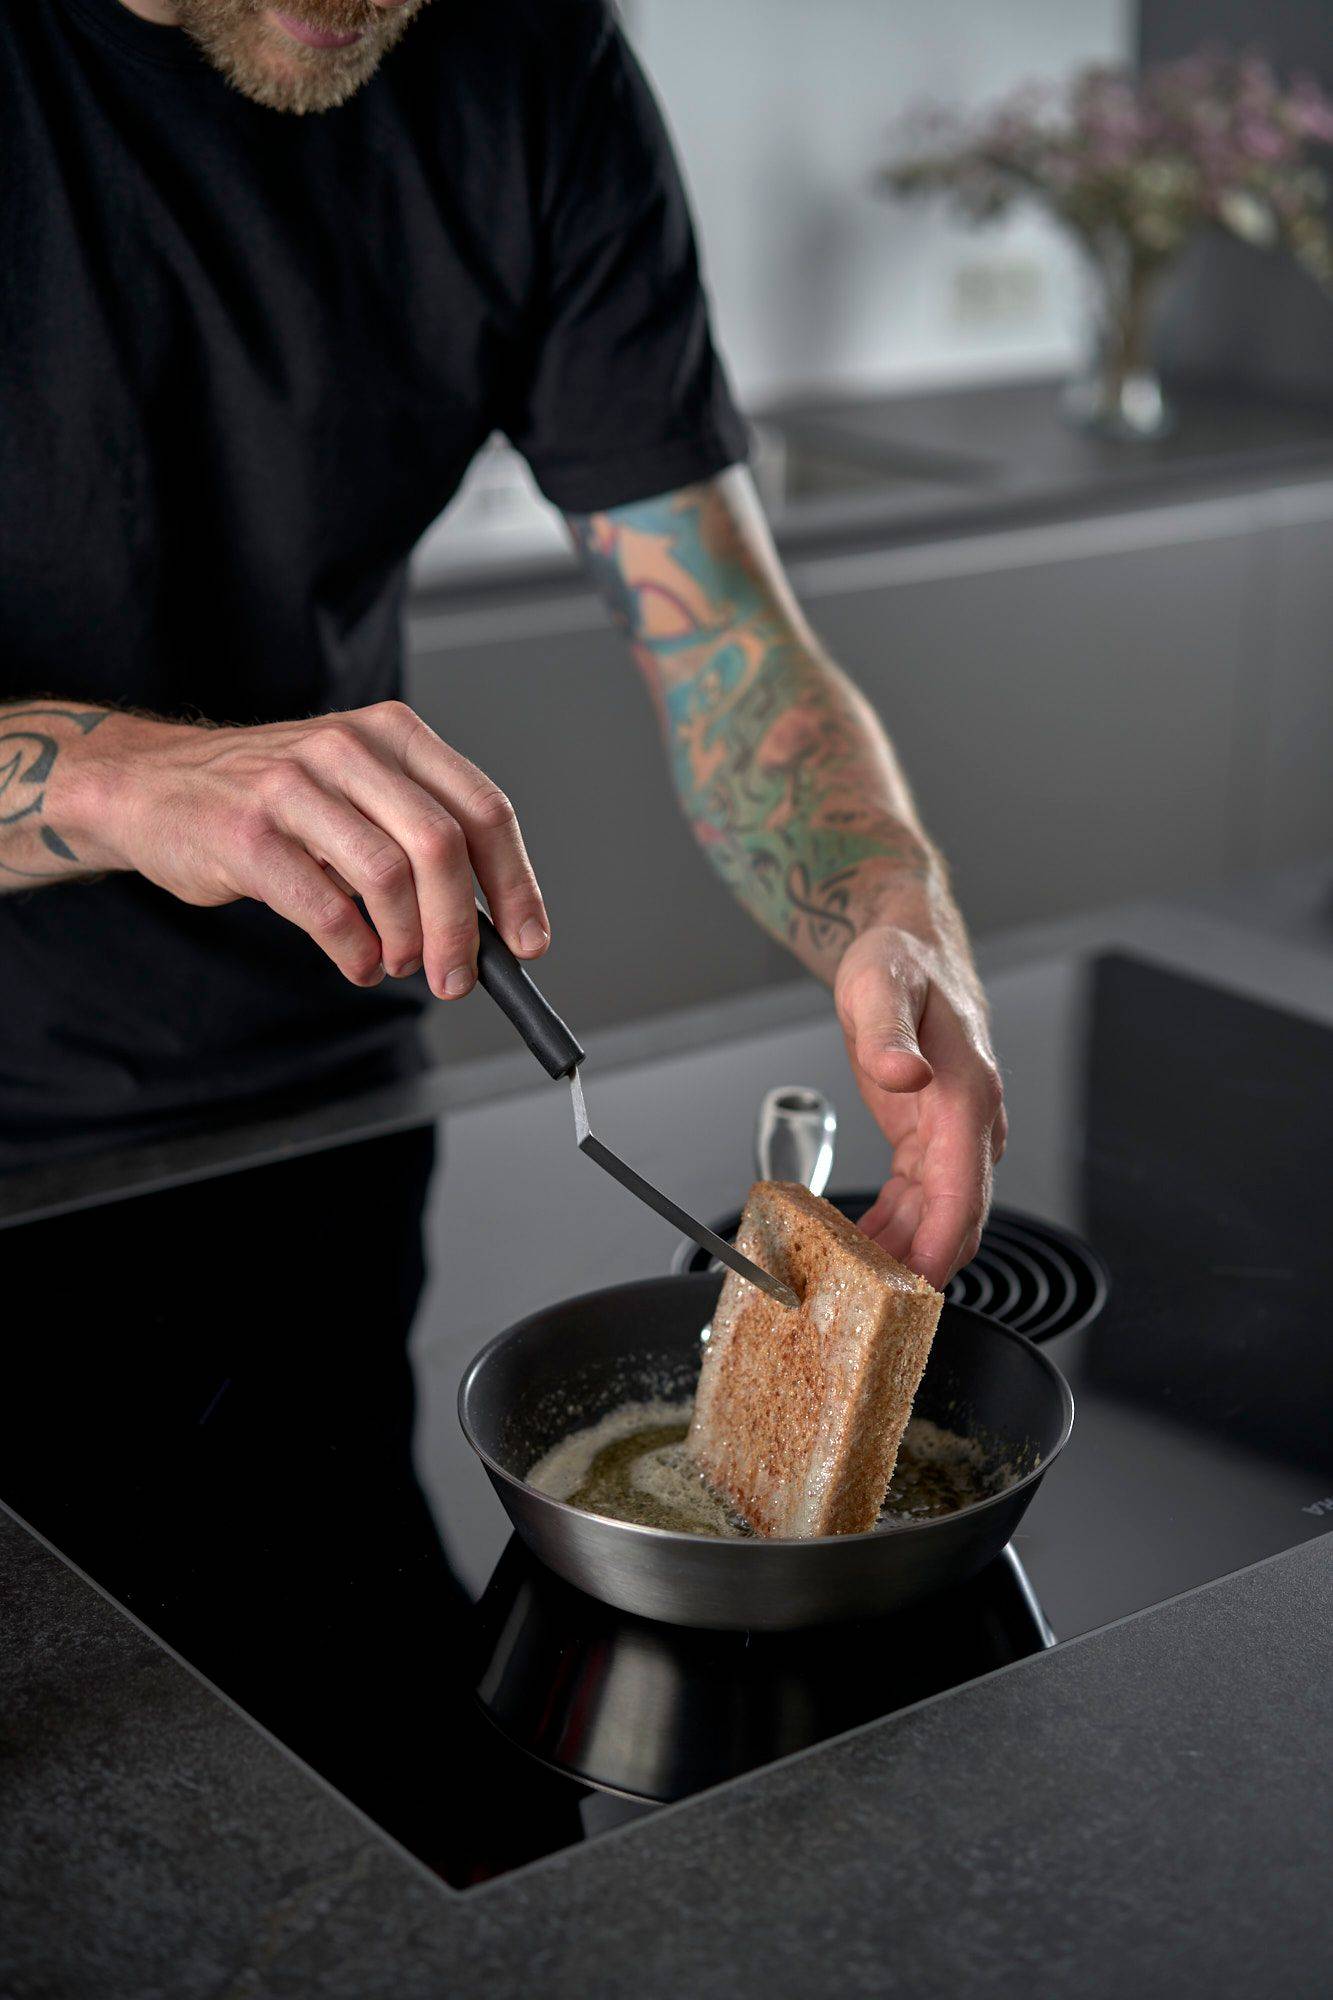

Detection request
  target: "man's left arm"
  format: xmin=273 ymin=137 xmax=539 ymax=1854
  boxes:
xmin=568 ymin=467 xmax=1006 ymax=1290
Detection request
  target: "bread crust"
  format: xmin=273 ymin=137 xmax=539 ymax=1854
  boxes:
xmin=688 ymin=1181 xmax=944 ymax=1537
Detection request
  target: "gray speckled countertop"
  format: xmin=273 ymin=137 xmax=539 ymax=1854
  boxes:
xmin=5 ymin=1507 xmax=1330 ymax=2000
xmin=4 ymin=863 xmax=1332 ymax=1997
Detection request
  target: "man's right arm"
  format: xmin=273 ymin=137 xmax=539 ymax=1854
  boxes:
xmin=0 ymin=698 xmax=551 ymax=999
xmin=0 ymin=702 xmax=114 ymax=889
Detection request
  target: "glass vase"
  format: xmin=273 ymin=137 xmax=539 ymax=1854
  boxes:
xmin=1063 ymin=246 xmax=1175 ymax=442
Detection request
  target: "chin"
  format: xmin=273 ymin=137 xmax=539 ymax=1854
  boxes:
xmin=241 ymin=50 xmax=386 ymax=115
xmin=184 ymin=8 xmax=416 ymax=117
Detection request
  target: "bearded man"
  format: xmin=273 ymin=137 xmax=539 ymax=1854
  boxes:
xmin=0 ymin=0 xmax=1005 ymax=1290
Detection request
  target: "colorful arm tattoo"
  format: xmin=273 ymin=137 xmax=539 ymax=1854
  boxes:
xmin=569 ymin=476 xmax=934 ymax=975
xmin=0 ymin=704 xmax=108 ymax=886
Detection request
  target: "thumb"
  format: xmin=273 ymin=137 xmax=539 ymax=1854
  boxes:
xmin=848 ymin=986 xmax=934 ymax=1095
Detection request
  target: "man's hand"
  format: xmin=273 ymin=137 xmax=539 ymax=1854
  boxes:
xmin=834 ymin=924 xmax=1006 ymax=1292
xmin=57 ymin=700 xmax=549 ymax=997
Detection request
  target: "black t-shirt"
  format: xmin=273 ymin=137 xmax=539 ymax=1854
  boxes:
xmin=0 ymin=0 xmax=745 ymax=1168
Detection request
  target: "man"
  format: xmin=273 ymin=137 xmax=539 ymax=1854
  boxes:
xmin=1 ymin=0 xmax=1005 ymax=1290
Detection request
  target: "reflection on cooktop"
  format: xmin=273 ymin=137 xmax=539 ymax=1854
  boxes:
xmin=474 ymin=1538 xmax=1052 ymax=1805
xmin=1 ymin=950 xmax=1329 ymax=1888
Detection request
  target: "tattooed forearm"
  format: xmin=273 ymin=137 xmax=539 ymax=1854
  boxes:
xmin=570 ymin=474 xmax=940 ymax=975
xmin=0 ymin=703 xmax=110 ymax=890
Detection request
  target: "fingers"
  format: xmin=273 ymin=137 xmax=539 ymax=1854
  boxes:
xmin=837 ymin=949 xmax=933 ymax=1096
xmin=859 ymin=1175 xmax=921 ymax=1266
xmin=272 ymin=777 xmax=424 ymax=981
xmin=908 ymin=1189 xmax=989 ymax=1295
xmin=860 ymin=1106 xmax=991 ymax=1291
xmin=288 ymin=704 xmax=547 ymax=1000
xmin=238 ymin=828 xmax=385 ymax=986
xmin=393 ymin=711 xmax=549 ymax=962
xmin=904 ymin=1037 xmax=999 ymax=1288
xmin=991 ymin=1100 xmax=1009 ymax=1165
xmin=853 ymin=973 xmax=1003 ymax=1289
xmin=330 ymin=756 xmax=481 ymax=998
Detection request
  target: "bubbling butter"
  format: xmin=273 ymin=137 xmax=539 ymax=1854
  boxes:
xmin=526 ymin=1398 xmax=1007 ymax=1538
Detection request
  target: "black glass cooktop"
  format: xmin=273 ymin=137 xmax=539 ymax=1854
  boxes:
xmin=2 ymin=952 xmax=1330 ymax=1889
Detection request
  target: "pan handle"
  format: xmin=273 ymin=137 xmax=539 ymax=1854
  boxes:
xmin=474 ymin=907 xmax=585 ymax=1080
xmin=756 ymin=1086 xmax=837 ymax=1195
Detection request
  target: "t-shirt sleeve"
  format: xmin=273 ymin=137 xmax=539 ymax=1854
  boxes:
xmin=503 ymin=11 xmax=749 ymax=515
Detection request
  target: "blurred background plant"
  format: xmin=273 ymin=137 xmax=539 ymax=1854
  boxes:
xmin=877 ymin=53 xmax=1333 ymax=438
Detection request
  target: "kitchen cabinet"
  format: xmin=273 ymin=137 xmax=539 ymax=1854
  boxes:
xmin=405 ymin=481 xmax=1333 ymax=1064
xmin=1239 ymin=492 xmax=1333 ymax=874
xmin=405 ymin=597 xmax=794 ymax=1066
xmin=788 ymin=516 xmax=1251 ymax=936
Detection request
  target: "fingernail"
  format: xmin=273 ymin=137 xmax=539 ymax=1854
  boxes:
xmin=444 ymin=965 xmax=474 ymax=998
xmin=397 ymin=958 xmax=423 ymax=978
xmin=518 ymin=919 xmax=549 ymax=955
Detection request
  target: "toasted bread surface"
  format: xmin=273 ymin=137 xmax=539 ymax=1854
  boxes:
xmin=688 ymin=1181 xmax=944 ymax=1537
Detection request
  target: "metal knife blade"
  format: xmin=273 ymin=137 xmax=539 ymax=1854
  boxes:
xmin=569 ymin=1071 xmax=798 ymax=1311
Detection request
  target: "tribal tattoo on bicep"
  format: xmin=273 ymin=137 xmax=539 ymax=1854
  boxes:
xmin=0 ymin=705 xmax=109 ymax=883
xmin=569 ymin=482 xmax=931 ymax=969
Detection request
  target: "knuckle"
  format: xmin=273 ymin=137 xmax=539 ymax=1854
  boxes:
xmin=415 ymin=814 xmax=466 ymax=870
xmin=233 ymin=807 xmax=278 ymax=860
xmin=310 ymin=892 xmax=358 ymax=942
xmin=253 ymin=761 xmax=298 ymax=807
xmin=431 ymin=916 xmax=479 ymax=963
xmin=308 ymin=720 xmax=362 ymax=768
xmin=360 ymin=841 xmax=412 ymax=894
xmin=463 ymin=782 xmax=517 ymax=834
xmin=369 ymin=698 xmax=416 ymax=730
xmin=314 ymin=904 xmax=379 ymax=983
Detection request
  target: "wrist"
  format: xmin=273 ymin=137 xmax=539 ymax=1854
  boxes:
xmin=847 ymin=845 xmax=951 ymax=947
xmin=55 ymin=711 xmax=175 ymax=872
xmin=842 ymin=853 xmax=986 ymax=1002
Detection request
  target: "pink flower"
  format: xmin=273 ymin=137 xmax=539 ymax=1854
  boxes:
xmin=878 ymin=50 xmax=1333 ymax=271
xmin=1289 ymin=76 xmax=1333 ymax=145
xmin=1238 ymin=119 xmax=1293 ymax=162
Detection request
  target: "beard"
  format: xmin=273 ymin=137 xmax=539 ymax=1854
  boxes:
xmin=173 ymin=1 xmax=431 ymax=115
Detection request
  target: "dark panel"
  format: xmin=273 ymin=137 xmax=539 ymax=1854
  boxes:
xmin=1139 ymin=0 xmax=1333 ymax=403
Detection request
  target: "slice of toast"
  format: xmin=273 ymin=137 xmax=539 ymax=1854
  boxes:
xmin=688 ymin=1181 xmax=944 ymax=1538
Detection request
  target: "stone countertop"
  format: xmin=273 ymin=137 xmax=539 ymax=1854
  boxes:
xmin=785 ymin=373 xmax=1333 ymax=513
xmin=3 ymin=861 xmax=1332 ymax=1998
xmin=4 ymin=1505 xmax=1330 ymax=2000
xmin=409 ymin=375 xmax=1333 ymax=603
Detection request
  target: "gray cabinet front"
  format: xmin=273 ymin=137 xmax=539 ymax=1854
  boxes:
xmin=406 ymin=489 xmax=1332 ymax=1064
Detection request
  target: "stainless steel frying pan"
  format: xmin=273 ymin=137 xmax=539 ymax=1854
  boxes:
xmin=458 ymin=1275 xmax=1074 ymax=1631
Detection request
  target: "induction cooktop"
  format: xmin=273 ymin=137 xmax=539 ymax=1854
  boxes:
xmin=2 ymin=952 xmax=1329 ymax=1889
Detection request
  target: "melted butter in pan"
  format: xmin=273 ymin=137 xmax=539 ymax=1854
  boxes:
xmin=531 ymin=1402 xmax=1008 ymax=1538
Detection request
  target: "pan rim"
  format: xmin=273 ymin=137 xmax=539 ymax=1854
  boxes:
xmin=457 ymin=1272 xmax=1075 ymax=1552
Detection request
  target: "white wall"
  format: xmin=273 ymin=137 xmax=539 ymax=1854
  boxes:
xmin=629 ymin=0 xmax=1133 ymax=404
xmin=413 ymin=0 xmax=1133 ymax=581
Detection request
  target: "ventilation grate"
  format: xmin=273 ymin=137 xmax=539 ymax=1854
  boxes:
xmin=676 ymin=1200 xmax=1108 ymax=1344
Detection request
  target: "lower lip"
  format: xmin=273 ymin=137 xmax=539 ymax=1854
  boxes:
xmin=267 ymin=10 xmax=367 ymax=48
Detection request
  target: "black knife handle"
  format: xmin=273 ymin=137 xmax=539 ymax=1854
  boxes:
xmin=474 ymin=907 xmax=585 ymax=1080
